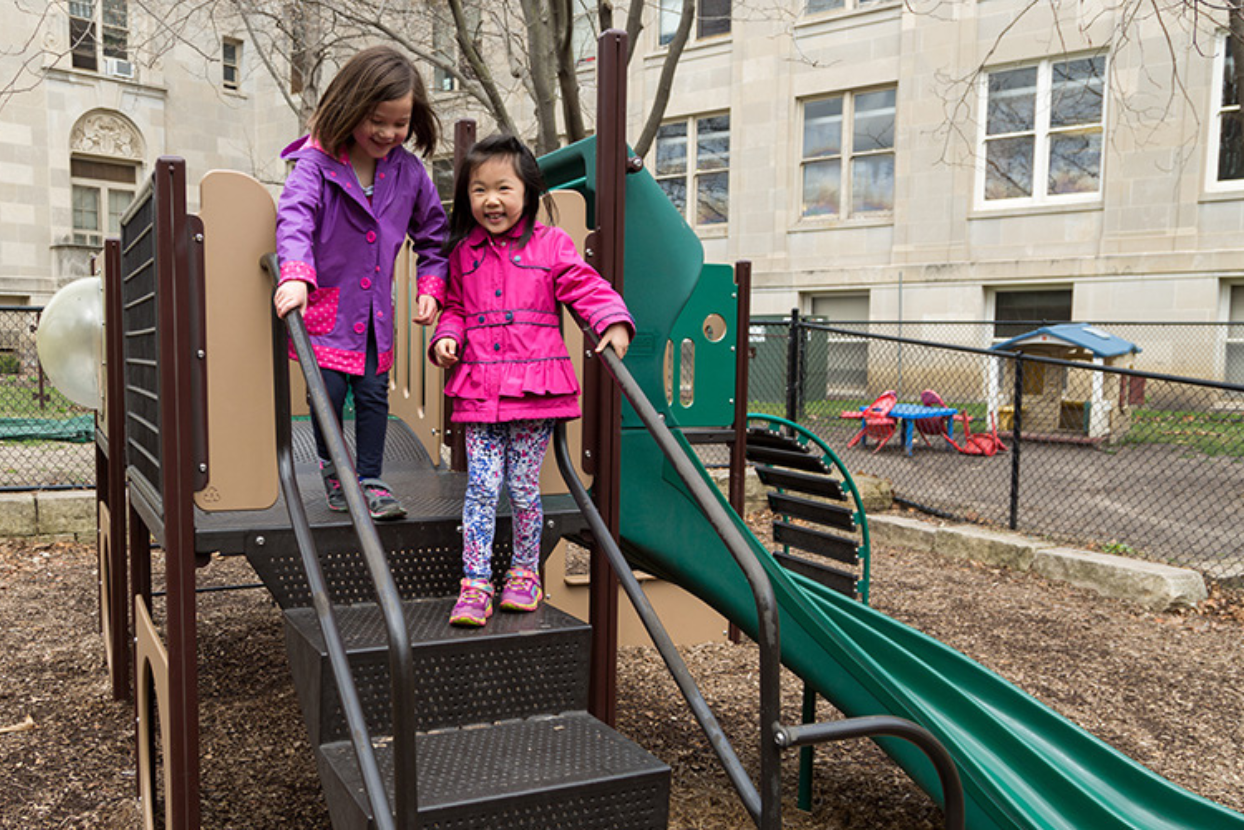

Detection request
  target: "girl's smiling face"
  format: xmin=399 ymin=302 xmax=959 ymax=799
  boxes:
xmin=469 ymin=156 xmax=525 ymax=237
xmin=351 ymin=93 xmax=413 ymax=160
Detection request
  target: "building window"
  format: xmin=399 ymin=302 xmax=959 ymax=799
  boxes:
xmin=980 ymin=55 xmax=1105 ymax=205
xmin=1227 ymin=285 xmax=1244 ymax=385
xmin=572 ymin=0 xmax=596 ymax=66
xmin=222 ymin=38 xmax=242 ymax=91
xmin=69 ymin=0 xmax=129 ymax=74
xmin=1213 ymin=32 xmax=1244 ymax=186
xmin=801 ymin=87 xmax=895 ymax=219
xmin=432 ymin=158 xmax=454 ymax=210
xmin=655 ymin=114 xmax=730 ymax=227
xmin=810 ymin=293 xmax=870 ymax=394
xmin=71 ymin=157 xmax=137 ymax=247
xmin=993 ymin=288 xmax=1073 ymax=340
xmin=806 ymin=0 xmax=890 ymax=13
xmin=659 ymin=0 xmax=731 ymax=46
xmin=432 ymin=13 xmax=457 ymax=92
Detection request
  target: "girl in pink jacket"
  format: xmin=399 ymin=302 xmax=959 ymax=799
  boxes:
xmin=430 ymin=135 xmax=633 ymax=627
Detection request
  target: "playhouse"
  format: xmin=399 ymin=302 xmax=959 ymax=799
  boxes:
xmin=990 ymin=323 xmax=1142 ymax=442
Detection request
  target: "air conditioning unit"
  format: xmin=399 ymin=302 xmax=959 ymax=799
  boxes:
xmin=103 ymin=57 xmax=135 ymax=80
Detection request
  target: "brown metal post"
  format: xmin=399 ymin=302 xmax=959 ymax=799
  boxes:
xmin=101 ymin=238 xmax=130 ymax=700
xmin=727 ymin=261 xmax=752 ymax=644
xmin=444 ymin=119 xmax=476 ymax=472
xmin=586 ymin=29 xmax=628 ymax=726
xmin=154 ymin=158 xmax=201 ymax=829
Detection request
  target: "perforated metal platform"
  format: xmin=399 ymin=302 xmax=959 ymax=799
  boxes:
xmin=318 ymin=712 xmax=670 ymax=830
xmin=285 ymin=598 xmax=592 ymax=743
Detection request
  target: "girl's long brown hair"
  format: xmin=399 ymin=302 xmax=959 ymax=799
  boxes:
xmin=309 ymin=45 xmax=439 ymax=157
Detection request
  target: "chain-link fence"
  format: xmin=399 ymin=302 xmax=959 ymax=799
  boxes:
xmin=0 ymin=307 xmax=95 ymax=490
xmin=750 ymin=315 xmax=1244 ymax=582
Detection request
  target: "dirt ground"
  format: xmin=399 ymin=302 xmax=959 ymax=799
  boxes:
xmin=1 ymin=528 xmax=1242 ymax=829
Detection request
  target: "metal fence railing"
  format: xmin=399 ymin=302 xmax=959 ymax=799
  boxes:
xmin=0 ymin=306 xmax=95 ymax=490
xmin=749 ymin=315 xmax=1244 ymax=583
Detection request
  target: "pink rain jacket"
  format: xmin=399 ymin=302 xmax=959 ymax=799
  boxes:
xmin=431 ymin=220 xmax=634 ymax=423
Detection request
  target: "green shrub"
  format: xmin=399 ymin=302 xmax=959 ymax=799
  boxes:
xmin=0 ymin=353 xmax=21 ymax=375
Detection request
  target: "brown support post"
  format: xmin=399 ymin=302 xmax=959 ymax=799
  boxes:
xmin=586 ymin=29 xmax=628 ymax=726
xmin=154 ymin=158 xmax=200 ymax=829
xmin=444 ymin=119 xmax=476 ymax=472
xmin=727 ymin=261 xmax=752 ymax=644
xmin=102 ymin=238 xmax=130 ymax=700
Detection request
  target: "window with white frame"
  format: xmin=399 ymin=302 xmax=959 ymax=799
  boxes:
xmin=71 ymin=157 xmax=137 ymax=247
xmin=572 ymin=0 xmax=597 ymax=66
xmin=805 ymin=0 xmax=890 ymax=13
xmin=659 ymin=0 xmax=731 ymax=46
xmin=801 ymin=87 xmax=895 ymax=219
xmin=222 ymin=38 xmax=242 ymax=91
xmin=980 ymin=55 xmax=1105 ymax=205
xmin=1212 ymin=32 xmax=1244 ymax=186
xmin=1227 ymin=285 xmax=1244 ymax=386
xmin=69 ymin=0 xmax=129 ymax=74
xmin=655 ymin=114 xmax=730 ymax=227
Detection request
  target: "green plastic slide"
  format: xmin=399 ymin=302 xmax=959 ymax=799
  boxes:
xmin=617 ymin=428 xmax=1244 ymax=830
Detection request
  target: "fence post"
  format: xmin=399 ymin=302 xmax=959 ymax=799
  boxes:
xmin=786 ymin=308 xmax=802 ymax=423
xmin=1009 ymin=356 xmax=1023 ymax=530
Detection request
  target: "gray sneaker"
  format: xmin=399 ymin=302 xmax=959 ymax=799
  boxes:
xmin=319 ymin=461 xmax=347 ymax=512
xmin=361 ymin=478 xmax=405 ymax=520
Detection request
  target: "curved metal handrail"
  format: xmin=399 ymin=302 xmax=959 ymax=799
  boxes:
xmin=583 ymin=337 xmax=783 ymax=828
xmin=746 ymin=412 xmax=873 ymax=605
xmin=262 ymin=253 xmax=419 ymax=830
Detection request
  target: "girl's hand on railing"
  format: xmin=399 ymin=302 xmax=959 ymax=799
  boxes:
xmin=274 ymin=280 xmax=308 ymax=319
xmin=597 ymin=322 xmax=631 ymax=359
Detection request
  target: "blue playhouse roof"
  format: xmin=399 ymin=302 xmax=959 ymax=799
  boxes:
xmin=991 ymin=323 xmax=1141 ymax=359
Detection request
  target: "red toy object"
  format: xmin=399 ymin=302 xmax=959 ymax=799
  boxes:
xmin=844 ymin=390 xmax=897 ymax=451
xmin=943 ymin=412 xmax=1008 ymax=456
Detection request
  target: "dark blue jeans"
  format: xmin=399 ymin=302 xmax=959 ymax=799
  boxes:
xmin=312 ymin=329 xmax=388 ymax=480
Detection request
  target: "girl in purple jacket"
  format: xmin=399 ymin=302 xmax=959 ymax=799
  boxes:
xmin=430 ymin=135 xmax=633 ymax=627
xmin=274 ymin=46 xmax=448 ymax=520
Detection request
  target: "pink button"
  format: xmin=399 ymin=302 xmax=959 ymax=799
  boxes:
xmin=330 ymin=171 xmax=337 ymax=177
xmin=345 ymin=182 xmax=352 ymax=189
xmin=354 ymin=322 xmax=366 ymax=334
xmin=378 ymin=172 xmax=385 ymax=179
xmin=377 ymin=310 xmax=384 ymax=319
xmin=375 ymin=266 xmax=381 ymax=272
xmin=365 ymin=231 xmax=377 ymax=243
xmin=361 ymin=278 xmax=372 ymax=289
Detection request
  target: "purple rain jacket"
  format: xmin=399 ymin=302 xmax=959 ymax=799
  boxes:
xmin=275 ymin=137 xmax=448 ymax=375
xmin=430 ymin=220 xmax=634 ymax=423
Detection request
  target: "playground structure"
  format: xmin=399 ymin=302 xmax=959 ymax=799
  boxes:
xmin=74 ymin=29 xmax=1244 ymax=830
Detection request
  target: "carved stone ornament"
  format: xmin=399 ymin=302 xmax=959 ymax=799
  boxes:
xmin=70 ymin=111 xmax=144 ymax=160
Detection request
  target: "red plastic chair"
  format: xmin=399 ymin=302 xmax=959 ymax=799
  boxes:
xmin=915 ymin=389 xmax=952 ymax=446
xmin=845 ymin=390 xmax=897 ymax=450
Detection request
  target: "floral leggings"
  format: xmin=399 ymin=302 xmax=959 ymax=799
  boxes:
xmin=461 ymin=419 xmax=554 ymax=582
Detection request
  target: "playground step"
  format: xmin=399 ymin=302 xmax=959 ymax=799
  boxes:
xmin=285 ymin=598 xmax=591 ymax=746
xmin=317 ymin=711 xmax=670 ymax=830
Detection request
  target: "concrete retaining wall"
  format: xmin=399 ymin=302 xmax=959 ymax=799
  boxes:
xmin=0 ymin=491 xmax=96 ymax=543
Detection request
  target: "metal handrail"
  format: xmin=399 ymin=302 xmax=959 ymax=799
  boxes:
xmin=776 ymin=716 xmax=965 ymax=830
xmin=552 ymin=421 xmax=762 ymax=818
xmin=262 ymin=253 xmax=419 ymax=830
xmin=583 ymin=336 xmax=783 ymax=828
xmin=584 ymin=336 xmax=966 ymax=830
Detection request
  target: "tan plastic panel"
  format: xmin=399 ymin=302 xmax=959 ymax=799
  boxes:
xmin=389 ymin=239 xmax=445 ymax=462
xmin=135 ymin=596 xmax=172 ymax=830
xmin=195 ymin=170 xmax=279 ymax=511
xmin=543 ymin=540 xmax=727 ymax=647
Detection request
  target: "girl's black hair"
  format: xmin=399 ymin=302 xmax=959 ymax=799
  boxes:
xmin=442 ymin=134 xmax=554 ymax=254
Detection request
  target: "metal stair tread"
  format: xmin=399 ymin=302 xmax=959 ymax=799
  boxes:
xmin=285 ymin=597 xmax=590 ymax=654
xmin=319 ymin=711 xmax=670 ymax=822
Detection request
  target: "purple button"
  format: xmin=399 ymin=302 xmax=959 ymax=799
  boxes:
xmin=365 ymin=231 xmax=377 ymax=243
xmin=354 ymin=322 xmax=366 ymax=334
xmin=361 ymin=278 xmax=372 ymax=289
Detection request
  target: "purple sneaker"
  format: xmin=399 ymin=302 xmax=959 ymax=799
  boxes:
xmin=498 ymin=567 xmax=542 ymax=612
xmin=449 ymin=578 xmax=493 ymax=627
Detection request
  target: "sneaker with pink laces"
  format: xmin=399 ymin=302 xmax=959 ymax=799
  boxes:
xmin=449 ymin=578 xmax=493 ymax=627
xmin=498 ymin=567 xmax=543 ymax=612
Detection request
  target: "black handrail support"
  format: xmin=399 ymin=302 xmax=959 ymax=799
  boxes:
xmin=262 ymin=253 xmax=419 ymax=830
